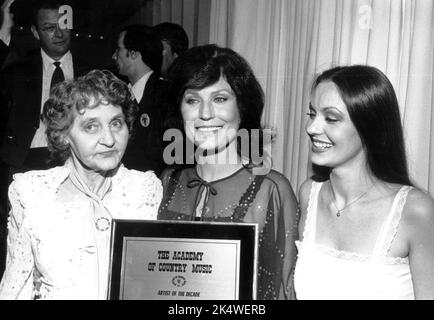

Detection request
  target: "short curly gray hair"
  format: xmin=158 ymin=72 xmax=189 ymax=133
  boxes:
xmin=43 ymin=69 xmax=138 ymax=164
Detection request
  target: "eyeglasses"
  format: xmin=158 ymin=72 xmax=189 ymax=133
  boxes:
xmin=39 ymin=23 xmax=70 ymax=34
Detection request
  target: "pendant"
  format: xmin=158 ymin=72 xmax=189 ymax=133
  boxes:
xmin=336 ymin=210 xmax=341 ymax=217
xmin=95 ymin=217 xmax=110 ymax=231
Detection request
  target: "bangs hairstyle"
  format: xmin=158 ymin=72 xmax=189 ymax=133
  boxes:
xmin=165 ymin=44 xmax=264 ymax=134
xmin=43 ymin=69 xmax=138 ymax=164
xmin=164 ymin=44 xmax=267 ymax=167
xmin=311 ymin=65 xmax=411 ymax=186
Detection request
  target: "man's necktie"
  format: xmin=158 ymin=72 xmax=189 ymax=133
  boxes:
xmin=50 ymin=61 xmax=65 ymax=89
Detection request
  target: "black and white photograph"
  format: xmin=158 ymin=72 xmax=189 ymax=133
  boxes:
xmin=0 ymin=0 xmax=433 ymax=304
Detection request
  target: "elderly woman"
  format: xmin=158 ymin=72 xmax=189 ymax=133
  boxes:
xmin=158 ymin=44 xmax=299 ymax=300
xmin=0 ymin=70 xmax=162 ymax=299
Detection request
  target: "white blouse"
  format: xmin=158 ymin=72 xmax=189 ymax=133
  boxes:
xmin=0 ymin=164 xmax=162 ymax=300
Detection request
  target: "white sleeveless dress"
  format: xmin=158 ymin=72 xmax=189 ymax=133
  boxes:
xmin=294 ymin=182 xmax=414 ymax=300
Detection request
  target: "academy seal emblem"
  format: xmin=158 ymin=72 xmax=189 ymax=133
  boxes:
xmin=172 ymin=275 xmax=187 ymax=287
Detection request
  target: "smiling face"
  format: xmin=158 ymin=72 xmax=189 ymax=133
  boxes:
xmin=31 ymin=8 xmax=71 ymax=60
xmin=306 ymin=81 xmax=365 ymax=169
xmin=181 ymin=76 xmax=240 ymax=153
xmin=66 ymin=101 xmax=129 ymax=173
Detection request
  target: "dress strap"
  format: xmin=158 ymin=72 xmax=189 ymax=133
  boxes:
xmin=371 ymin=186 xmax=412 ymax=257
xmin=301 ymin=181 xmax=323 ymax=244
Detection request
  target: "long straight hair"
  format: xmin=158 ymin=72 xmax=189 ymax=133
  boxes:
xmin=312 ymin=65 xmax=412 ymax=186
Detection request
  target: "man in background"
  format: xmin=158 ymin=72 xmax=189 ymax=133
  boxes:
xmin=153 ymin=22 xmax=188 ymax=79
xmin=0 ymin=0 xmax=89 ymax=277
xmin=0 ymin=0 xmax=89 ymax=174
xmin=112 ymin=25 xmax=167 ymax=175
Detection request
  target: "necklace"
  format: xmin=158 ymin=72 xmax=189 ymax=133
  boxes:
xmin=331 ymin=185 xmax=373 ymax=217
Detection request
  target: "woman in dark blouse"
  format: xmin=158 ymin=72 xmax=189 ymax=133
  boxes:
xmin=158 ymin=44 xmax=299 ymax=300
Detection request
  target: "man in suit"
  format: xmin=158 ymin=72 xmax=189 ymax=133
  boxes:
xmin=0 ymin=0 xmax=89 ymax=173
xmin=112 ymin=25 xmax=167 ymax=175
xmin=0 ymin=0 xmax=89 ymax=277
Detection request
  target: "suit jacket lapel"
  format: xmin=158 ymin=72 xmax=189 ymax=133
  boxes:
xmin=25 ymin=52 xmax=43 ymax=122
xmin=139 ymin=72 xmax=158 ymax=106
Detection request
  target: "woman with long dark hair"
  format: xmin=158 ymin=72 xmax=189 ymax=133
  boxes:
xmin=294 ymin=65 xmax=434 ymax=299
xmin=158 ymin=44 xmax=299 ymax=300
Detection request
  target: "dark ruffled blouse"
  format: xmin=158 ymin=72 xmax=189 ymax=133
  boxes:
xmin=158 ymin=166 xmax=299 ymax=300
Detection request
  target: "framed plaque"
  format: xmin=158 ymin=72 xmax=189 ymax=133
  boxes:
xmin=108 ymin=220 xmax=258 ymax=300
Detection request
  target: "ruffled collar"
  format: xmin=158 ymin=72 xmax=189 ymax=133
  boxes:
xmin=23 ymin=161 xmax=128 ymax=209
xmin=49 ymin=160 xmax=126 ymax=192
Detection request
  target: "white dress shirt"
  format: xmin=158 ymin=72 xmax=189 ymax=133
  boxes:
xmin=130 ymin=70 xmax=153 ymax=103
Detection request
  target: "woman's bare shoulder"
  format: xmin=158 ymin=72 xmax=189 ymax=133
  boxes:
xmin=298 ymin=178 xmax=315 ymax=207
xmin=402 ymin=188 xmax=434 ymax=227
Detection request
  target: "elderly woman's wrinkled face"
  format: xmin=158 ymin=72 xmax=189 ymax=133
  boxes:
xmin=66 ymin=102 xmax=129 ymax=172
xmin=181 ymin=76 xmax=241 ymax=153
